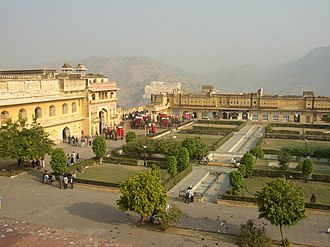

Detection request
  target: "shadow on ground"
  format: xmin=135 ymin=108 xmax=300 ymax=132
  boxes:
xmin=66 ymin=202 xmax=138 ymax=225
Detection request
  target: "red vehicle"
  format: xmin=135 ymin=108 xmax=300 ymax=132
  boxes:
xmin=116 ymin=126 xmax=124 ymax=139
xmin=162 ymin=117 xmax=169 ymax=127
xmin=184 ymin=112 xmax=191 ymax=120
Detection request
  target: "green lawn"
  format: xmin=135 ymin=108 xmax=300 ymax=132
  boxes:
xmin=242 ymin=177 xmax=330 ymax=205
xmin=76 ymin=164 xmax=171 ymax=184
xmin=166 ymin=133 xmax=222 ymax=146
xmin=261 ymin=139 xmax=330 ymax=150
xmin=255 ymin=158 xmax=330 ymax=174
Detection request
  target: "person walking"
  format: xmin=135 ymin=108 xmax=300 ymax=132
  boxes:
xmin=76 ymin=153 xmax=80 ymax=163
xmin=63 ymin=176 xmax=68 ymax=189
xmin=58 ymin=174 xmax=63 ymax=189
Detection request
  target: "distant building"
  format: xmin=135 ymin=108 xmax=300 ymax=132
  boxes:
xmin=0 ymin=63 xmax=119 ymax=143
xmin=143 ymin=81 xmax=181 ymax=99
xmin=149 ymin=85 xmax=330 ymax=124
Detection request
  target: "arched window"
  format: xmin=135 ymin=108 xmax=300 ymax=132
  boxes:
xmin=72 ymin=102 xmax=77 ymax=113
xmin=91 ymin=93 xmax=96 ymax=101
xmin=18 ymin=108 xmax=27 ymax=120
xmin=49 ymin=105 xmax=56 ymax=117
xmin=1 ymin=110 xmax=9 ymax=125
xmin=35 ymin=107 xmax=42 ymax=118
xmin=110 ymin=92 xmax=114 ymax=98
xmin=62 ymin=103 xmax=68 ymax=114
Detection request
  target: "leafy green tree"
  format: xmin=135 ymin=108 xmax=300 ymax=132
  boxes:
xmin=177 ymin=147 xmax=189 ymax=171
xmin=277 ymin=147 xmax=292 ymax=170
xmin=0 ymin=118 xmax=54 ymax=162
xmin=194 ymin=138 xmax=210 ymax=160
xmin=126 ymin=131 xmax=137 ymax=143
xmin=182 ymin=137 xmax=196 ymax=159
xmin=301 ymin=158 xmax=314 ymax=182
xmin=240 ymin=219 xmax=271 ymax=247
xmin=92 ymin=136 xmax=107 ymax=164
xmin=250 ymin=147 xmax=264 ymax=166
xmin=240 ymin=152 xmax=254 ymax=177
xmin=50 ymin=148 xmax=68 ymax=174
xmin=256 ymin=178 xmax=306 ymax=245
xmin=167 ymin=156 xmax=177 ymax=177
xmin=291 ymin=147 xmax=305 ymax=161
xmin=155 ymin=138 xmax=180 ymax=157
xmin=229 ymin=170 xmax=244 ymax=195
xmin=158 ymin=205 xmax=183 ymax=230
xmin=117 ymin=169 xmax=167 ymax=222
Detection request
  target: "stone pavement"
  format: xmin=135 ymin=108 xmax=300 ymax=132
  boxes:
xmin=0 ymin=174 xmax=237 ymax=247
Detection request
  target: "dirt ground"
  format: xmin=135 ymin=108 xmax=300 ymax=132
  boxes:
xmin=0 ymin=215 xmax=132 ymax=247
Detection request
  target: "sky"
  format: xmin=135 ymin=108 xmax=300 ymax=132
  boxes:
xmin=1 ymin=0 xmax=330 ymax=73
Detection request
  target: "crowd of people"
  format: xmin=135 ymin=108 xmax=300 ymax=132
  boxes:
xmin=67 ymin=135 xmax=93 ymax=148
xmin=66 ymin=151 xmax=80 ymax=167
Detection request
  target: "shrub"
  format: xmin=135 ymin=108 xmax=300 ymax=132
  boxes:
xmin=50 ymin=148 xmax=68 ymax=175
xmin=177 ymin=147 xmax=189 ymax=171
xmin=126 ymin=131 xmax=137 ymax=143
xmin=158 ymin=205 xmax=183 ymax=230
xmin=240 ymin=219 xmax=271 ymax=247
xmin=229 ymin=170 xmax=244 ymax=195
xmin=167 ymin=156 xmax=177 ymax=178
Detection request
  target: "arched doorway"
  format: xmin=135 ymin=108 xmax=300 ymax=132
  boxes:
xmin=62 ymin=127 xmax=70 ymax=142
xmin=242 ymin=112 xmax=248 ymax=120
xmin=223 ymin=112 xmax=228 ymax=119
xmin=99 ymin=110 xmax=108 ymax=135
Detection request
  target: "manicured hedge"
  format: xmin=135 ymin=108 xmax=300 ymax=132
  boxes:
xmin=68 ymin=157 xmax=99 ymax=173
xmin=306 ymin=131 xmax=330 ymax=136
xmin=183 ymin=129 xmax=231 ymax=135
xmin=75 ymin=178 xmax=120 ymax=187
xmin=266 ymin=129 xmax=300 ymax=135
xmin=252 ymin=168 xmax=303 ymax=179
xmin=269 ymin=123 xmax=330 ymax=130
xmin=264 ymin=134 xmax=330 ymax=141
xmin=220 ymin=194 xmax=330 ymax=210
xmin=103 ymin=156 xmax=138 ymax=166
xmin=163 ymin=164 xmax=193 ymax=191
xmin=252 ymin=168 xmax=330 ymax=182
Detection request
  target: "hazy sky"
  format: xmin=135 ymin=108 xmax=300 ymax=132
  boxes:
xmin=1 ymin=0 xmax=329 ymax=73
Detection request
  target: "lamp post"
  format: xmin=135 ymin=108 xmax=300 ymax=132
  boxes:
xmin=304 ymin=138 xmax=308 ymax=149
xmin=143 ymin=145 xmax=147 ymax=166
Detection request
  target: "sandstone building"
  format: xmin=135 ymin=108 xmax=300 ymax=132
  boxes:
xmin=0 ymin=63 xmax=119 ymax=143
xmin=149 ymin=85 xmax=330 ymax=124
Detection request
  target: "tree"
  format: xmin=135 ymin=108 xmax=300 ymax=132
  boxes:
xmin=117 ymin=169 xmax=167 ymax=222
xmin=177 ymin=147 xmax=189 ymax=171
xmin=92 ymin=136 xmax=107 ymax=164
xmin=277 ymin=147 xmax=292 ymax=170
xmin=240 ymin=152 xmax=254 ymax=177
xmin=50 ymin=148 xmax=68 ymax=174
xmin=250 ymin=147 xmax=264 ymax=166
xmin=0 ymin=118 xmax=54 ymax=162
xmin=229 ymin=170 xmax=244 ymax=195
xmin=182 ymin=137 xmax=209 ymax=160
xmin=167 ymin=156 xmax=177 ymax=177
xmin=291 ymin=147 xmax=305 ymax=162
xmin=256 ymin=178 xmax=306 ymax=245
xmin=182 ymin=137 xmax=196 ymax=159
xmin=158 ymin=205 xmax=183 ymax=230
xmin=301 ymin=158 xmax=314 ymax=182
xmin=125 ymin=131 xmax=137 ymax=143
xmin=240 ymin=219 xmax=271 ymax=247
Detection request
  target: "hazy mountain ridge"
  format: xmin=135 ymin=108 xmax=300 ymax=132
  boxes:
xmin=2 ymin=46 xmax=330 ymax=107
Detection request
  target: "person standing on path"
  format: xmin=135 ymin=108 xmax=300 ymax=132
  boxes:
xmin=58 ymin=174 xmax=63 ymax=189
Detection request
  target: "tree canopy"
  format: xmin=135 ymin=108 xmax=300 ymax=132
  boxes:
xmin=50 ymin=148 xmax=68 ymax=174
xmin=116 ymin=168 xmax=167 ymax=221
xmin=256 ymin=178 xmax=306 ymax=244
xmin=92 ymin=136 xmax=107 ymax=163
xmin=277 ymin=147 xmax=292 ymax=170
xmin=0 ymin=118 xmax=54 ymax=161
xmin=301 ymin=158 xmax=314 ymax=182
